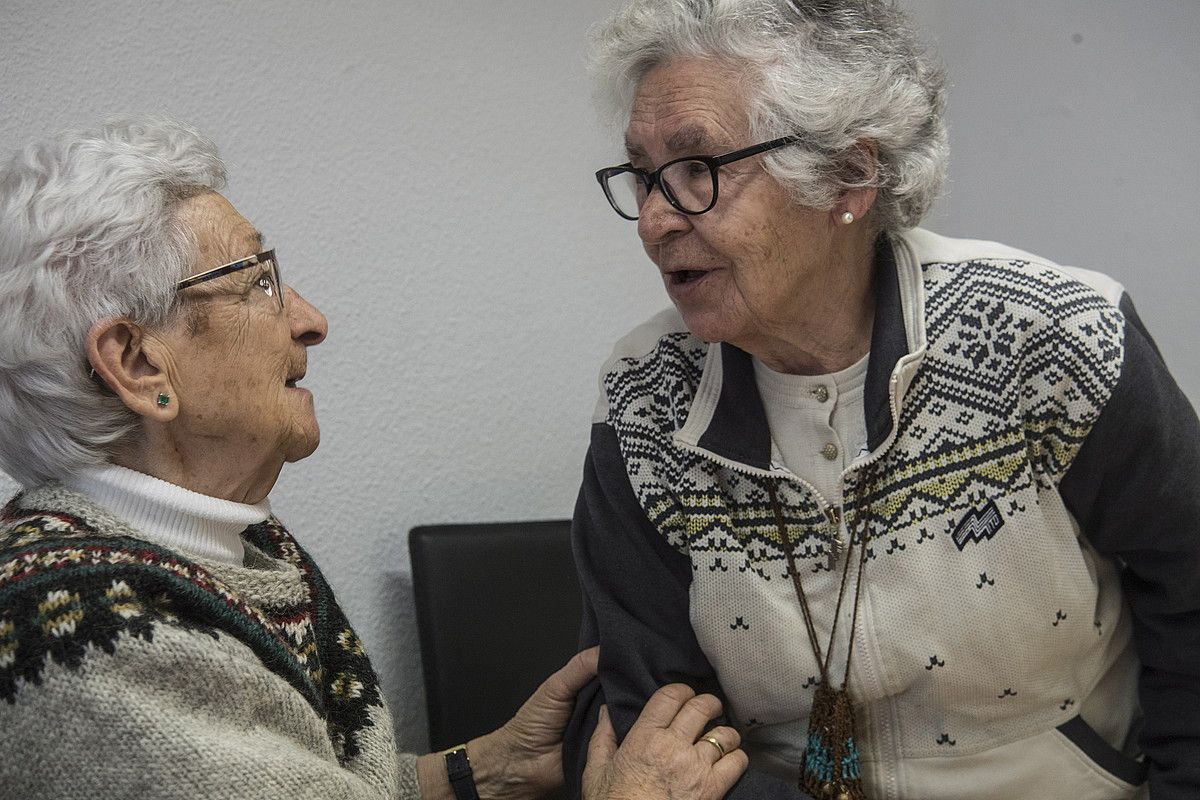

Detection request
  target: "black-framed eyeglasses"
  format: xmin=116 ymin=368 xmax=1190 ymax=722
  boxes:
xmin=175 ymin=248 xmax=283 ymax=310
xmin=595 ymin=135 xmax=803 ymax=220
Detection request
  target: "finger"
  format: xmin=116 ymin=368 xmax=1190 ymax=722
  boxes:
xmin=582 ymin=706 xmax=616 ymax=800
xmin=664 ymin=692 xmax=723 ymax=740
xmin=696 ymin=734 xmax=726 ymax=763
xmin=585 ymin=705 xmax=618 ymax=774
xmin=707 ymin=749 xmax=750 ymax=798
xmin=537 ymin=647 xmax=600 ymax=704
xmin=694 ymin=724 xmax=740 ymax=763
xmin=705 ymin=724 xmax=740 ymax=751
xmin=628 ymin=683 xmax=697 ymax=731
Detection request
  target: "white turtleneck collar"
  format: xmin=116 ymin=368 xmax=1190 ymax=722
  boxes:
xmin=63 ymin=464 xmax=271 ymax=566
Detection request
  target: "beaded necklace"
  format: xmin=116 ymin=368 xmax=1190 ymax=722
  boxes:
xmin=769 ymin=472 xmax=874 ymax=800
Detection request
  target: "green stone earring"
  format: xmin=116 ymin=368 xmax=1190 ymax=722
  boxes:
xmin=156 ymin=392 xmax=170 ymax=408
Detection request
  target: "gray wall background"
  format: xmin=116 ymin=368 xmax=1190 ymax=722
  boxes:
xmin=2 ymin=1 xmax=1196 ymax=755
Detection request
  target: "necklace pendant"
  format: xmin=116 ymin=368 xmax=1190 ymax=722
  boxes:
xmin=801 ymin=685 xmax=868 ymax=800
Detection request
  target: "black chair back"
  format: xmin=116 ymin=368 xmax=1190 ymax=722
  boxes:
xmin=409 ymin=520 xmax=583 ymax=758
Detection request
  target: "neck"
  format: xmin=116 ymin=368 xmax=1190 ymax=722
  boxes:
xmin=746 ymin=229 xmax=878 ymax=375
xmin=115 ymin=426 xmax=283 ymax=505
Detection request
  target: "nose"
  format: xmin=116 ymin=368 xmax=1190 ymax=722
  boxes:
xmin=637 ymin=184 xmax=691 ymax=245
xmin=285 ymin=285 xmax=328 ymax=347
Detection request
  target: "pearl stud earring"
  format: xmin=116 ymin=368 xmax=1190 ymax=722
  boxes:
xmin=840 ymin=212 xmax=855 ymax=225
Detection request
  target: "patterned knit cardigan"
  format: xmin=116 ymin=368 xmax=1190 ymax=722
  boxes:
xmin=0 ymin=484 xmax=419 ymax=800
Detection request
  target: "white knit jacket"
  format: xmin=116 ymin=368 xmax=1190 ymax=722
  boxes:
xmin=564 ymin=229 xmax=1200 ymax=800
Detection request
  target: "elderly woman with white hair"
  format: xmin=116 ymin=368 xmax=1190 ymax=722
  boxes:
xmin=564 ymin=2 xmax=1200 ymax=799
xmin=0 ymin=118 xmax=751 ymax=800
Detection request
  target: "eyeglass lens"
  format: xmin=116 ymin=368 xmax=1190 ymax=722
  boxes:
xmin=266 ymin=257 xmax=284 ymax=309
xmin=605 ymin=160 xmax=716 ymax=219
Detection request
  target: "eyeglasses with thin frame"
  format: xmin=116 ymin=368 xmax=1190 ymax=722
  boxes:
xmin=595 ymin=135 xmax=803 ymax=220
xmin=175 ymin=249 xmax=284 ymax=311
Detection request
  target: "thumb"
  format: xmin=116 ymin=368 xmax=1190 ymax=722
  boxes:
xmin=540 ymin=647 xmax=600 ymax=705
xmin=582 ymin=705 xmax=617 ymax=795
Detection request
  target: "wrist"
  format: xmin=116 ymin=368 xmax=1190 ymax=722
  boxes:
xmin=434 ymin=741 xmax=485 ymax=800
xmin=416 ymin=750 xmax=456 ymax=800
xmin=465 ymin=730 xmax=523 ymax=800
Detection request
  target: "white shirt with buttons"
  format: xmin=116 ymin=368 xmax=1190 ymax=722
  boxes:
xmin=752 ymin=353 xmax=869 ymax=507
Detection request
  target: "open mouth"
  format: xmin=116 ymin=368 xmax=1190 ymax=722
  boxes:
xmin=670 ymin=269 xmax=706 ymax=285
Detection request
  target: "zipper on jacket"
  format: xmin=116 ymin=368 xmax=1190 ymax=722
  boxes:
xmin=825 ymin=506 xmax=844 ymax=570
xmin=674 ymin=437 xmax=846 ymax=566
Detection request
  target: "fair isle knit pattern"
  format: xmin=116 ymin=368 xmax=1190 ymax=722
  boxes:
xmin=855 ymin=257 xmax=1124 ymax=547
xmin=604 ymin=333 xmax=834 ymax=569
xmin=604 ymin=257 xmax=1122 ymax=574
xmin=908 ymin=258 xmax=1123 ymax=491
xmin=0 ymin=484 xmax=415 ymax=800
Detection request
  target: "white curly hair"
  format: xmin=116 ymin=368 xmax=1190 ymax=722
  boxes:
xmin=591 ymin=0 xmax=949 ymax=231
xmin=0 ymin=116 xmax=226 ymax=486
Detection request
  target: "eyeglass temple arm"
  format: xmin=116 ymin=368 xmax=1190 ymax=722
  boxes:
xmin=711 ymin=135 xmax=804 ymax=166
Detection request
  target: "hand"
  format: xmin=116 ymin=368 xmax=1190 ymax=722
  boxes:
xmin=466 ymin=646 xmax=600 ymax=800
xmin=582 ymin=684 xmax=748 ymax=800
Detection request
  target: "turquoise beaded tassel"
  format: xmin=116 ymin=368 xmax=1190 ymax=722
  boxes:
xmin=800 ymin=685 xmax=867 ymax=800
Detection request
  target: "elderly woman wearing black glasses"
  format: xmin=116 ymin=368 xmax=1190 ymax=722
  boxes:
xmin=0 ymin=117 xmax=750 ymax=800
xmin=565 ymin=2 xmax=1200 ymax=800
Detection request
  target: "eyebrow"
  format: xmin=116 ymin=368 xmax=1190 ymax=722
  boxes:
xmin=216 ymin=233 xmax=269 ymax=285
xmin=666 ymin=125 xmax=717 ymax=154
xmin=624 ymin=125 xmax=722 ymax=162
xmin=222 ymin=232 xmax=269 ymax=287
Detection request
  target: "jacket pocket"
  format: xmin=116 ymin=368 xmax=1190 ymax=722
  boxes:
xmin=1056 ymin=715 xmax=1148 ymax=788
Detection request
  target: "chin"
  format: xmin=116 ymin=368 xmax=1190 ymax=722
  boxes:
xmin=285 ymin=426 xmax=321 ymax=463
xmin=678 ymin=308 xmax=731 ymax=345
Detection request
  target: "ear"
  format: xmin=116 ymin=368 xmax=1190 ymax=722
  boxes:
xmin=86 ymin=318 xmax=179 ymax=422
xmin=833 ymin=139 xmax=880 ymax=225
xmin=837 ymin=184 xmax=878 ymax=224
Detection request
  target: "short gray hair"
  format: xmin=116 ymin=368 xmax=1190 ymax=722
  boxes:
xmin=0 ymin=116 xmax=226 ymax=486
xmin=590 ymin=0 xmax=948 ymax=231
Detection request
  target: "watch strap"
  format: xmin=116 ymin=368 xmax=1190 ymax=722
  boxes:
xmin=443 ymin=744 xmax=480 ymax=800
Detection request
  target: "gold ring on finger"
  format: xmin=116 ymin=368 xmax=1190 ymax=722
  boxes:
xmin=700 ymin=734 xmax=726 ymax=758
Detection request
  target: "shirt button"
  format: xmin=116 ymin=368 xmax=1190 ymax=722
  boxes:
xmin=812 ymin=386 xmax=829 ymax=403
xmin=821 ymin=443 xmax=838 ymax=460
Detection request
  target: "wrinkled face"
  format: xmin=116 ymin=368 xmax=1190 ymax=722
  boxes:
xmin=164 ymin=192 xmax=328 ymax=469
xmin=627 ymin=58 xmax=838 ymax=350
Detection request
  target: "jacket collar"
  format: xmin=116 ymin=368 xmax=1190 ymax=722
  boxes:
xmin=674 ymin=233 xmax=922 ymax=472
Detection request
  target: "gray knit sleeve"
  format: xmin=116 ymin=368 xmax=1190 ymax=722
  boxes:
xmin=396 ymin=752 xmax=421 ymax=799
